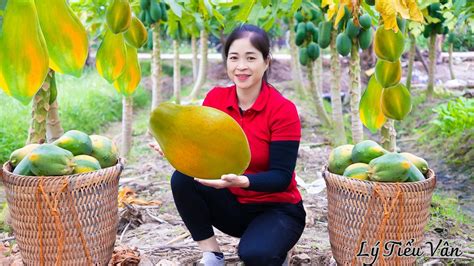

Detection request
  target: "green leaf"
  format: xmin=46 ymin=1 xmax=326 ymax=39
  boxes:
xmin=290 ymin=0 xmax=302 ymax=15
xmin=165 ymin=0 xmax=183 ymax=18
xmin=236 ymin=0 xmax=255 ymax=22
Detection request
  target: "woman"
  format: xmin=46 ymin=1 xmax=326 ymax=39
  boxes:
xmin=151 ymin=24 xmax=305 ymax=266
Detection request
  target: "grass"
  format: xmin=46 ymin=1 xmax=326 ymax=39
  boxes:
xmin=428 ymin=191 xmax=473 ymax=229
xmin=140 ymin=60 xmax=193 ymax=78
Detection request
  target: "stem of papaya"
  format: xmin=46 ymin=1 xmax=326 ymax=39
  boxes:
xmin=121 ymin=96 xmax=133 ymax=156
xmin=349 ymin=38 xmax=363 ymax=144
xmin=406 ymin=33 xmax=416 ymax=90
xmin=307 ymin=61 xmax=331 ymax=127
xmin=448 ymin=43 xmax=455 ymax=80
xmin=380 ymin=119 xmax=396 ymax=152
xmin=330 ymin=29 xmax=347 ymax=146
xmin=151 ymin=24 xmax=162 ymax=111
xmin=27 ymin=71 xmax=52 ymax=144
xmin=427 ymin=33 xmax=437 ymax=100
xmin=289 ymin=19 xmax=307 ymax=98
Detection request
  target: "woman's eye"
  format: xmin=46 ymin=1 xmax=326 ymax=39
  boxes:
xmin=248 ymin=57 xmax=255 ymax=61
xmin=229 ymin=56 xmax=238 ymax=60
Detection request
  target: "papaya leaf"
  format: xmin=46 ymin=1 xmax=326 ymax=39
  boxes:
xmin=236 ymin=0 xmax=255 ymax=22
xmin=165 ymin=0 xmax=182 ymax=18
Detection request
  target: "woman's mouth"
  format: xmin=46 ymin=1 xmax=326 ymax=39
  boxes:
xmin=236 ymin=74 xmax=250 ymax=81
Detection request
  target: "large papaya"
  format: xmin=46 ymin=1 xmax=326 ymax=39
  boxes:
xmin=374 ymin=27 xmax=405 ymax=62
xmin=375 ymin=59 xmax=402 ymax=88
xmin=13 ymin=156 xmax=35 ymax=176
xmin=124 ymin=16 xmax=148 ymax=48
xmin=28 ymin=144 xmax=75 ymax=176
xmin=352 ymin=140 xmax=387 ymax=164
xmin=381 ymin=83 xmax=412 ymax=120
xmin=53 ymin=130 xmax=93 ymax=155
xmin=0 ymin=0 xmax=49 ymax=105
xmin=106 ymin=0 xmax=131 ymax=34
xmin=307 ymin=42 xmax=320 ymax=61
xmin=368 ymin=153 xmax=411 ymax=182
xmin=336 ymin=32 xmax=352 ymax=56
xmin=35 ymin=0 xmax=88 ymax=77
xmin=359 ymin=14 xmax=372 ymax=29
xmin=96 ymin=30 xmax=127 ymax=83
xmin=113 ymin=44 xmax=141 ymax=96
xmin=405 ymin=164 xmax=425 ymax=182
xmin=149 ymin=103 xmax=251 ymax=180
xmin=9 ymin=144 xmax=40 ymax=167
xmin=343 ymin=163 xmax=370 ymax=181
xmin=400 ymin=152 xmax=429 ymax=174
xmin=90 ymin=135 xmax=119 ymax=168
xmin=73 ymin=155 xmax=101 ymax=174
xmin=359 ymin=76 xmax=387 ymax=133
xmin=345 ymin=19 xmax=360 ymax=38
xmin=328 ymin=144 xmax=354 ymax=175
xmin=150 ymin=1 xmax=162 ymax=22
xmin=359 ymin=28 xmax=373 ymax=50
xmin=299 ymin=48 xmax=309 ymax=66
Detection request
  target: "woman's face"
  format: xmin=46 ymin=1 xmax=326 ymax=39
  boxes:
xmin=226 ymin=36 xmax=268 ymax=92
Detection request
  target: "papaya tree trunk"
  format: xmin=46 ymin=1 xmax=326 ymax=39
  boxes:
xmin=427 ymin=33 xmax=437 ymax=99
xmin=27 ymin=71 xmax=52 ymax=144
xmin=330 ymin=30 xmax=346 ymax=146
xmin=173 ymin=39 xmax=181 ymax=104
xmin=46 ymin=71 xmax=64 ymax=142
xmin=151 ymin=24 xmax=162 ymax=111
xmin=307 ymin=61 xmax=331 ymax=127
xmin=380 ymin=120 xmax=396 ymax=152
xmin=188 ymin=30 xmax=208 ymax=100
xmin=316 ymin=55 xmax=323 ymax=96
xmin=449 ymin=42 xmax=455 ymax=80
xmin=406 ymin=33 xmax=416 ymax=90
xmin=349 ymin=38 xmax=363 ymax=144
xmin=121 ymin=96 xmax=133 ymax=156
xmin=191 ymin=34 xmax=198 ymax=82
xmin=288 ymin=19 xmax=306 ymax=98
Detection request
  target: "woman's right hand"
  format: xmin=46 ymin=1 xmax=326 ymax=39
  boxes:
xmin=148 ymin=142 xmax=165 ymax=157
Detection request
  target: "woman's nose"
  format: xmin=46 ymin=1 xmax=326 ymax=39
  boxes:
xmin=236 ymin=61 xmax=248 ymax=70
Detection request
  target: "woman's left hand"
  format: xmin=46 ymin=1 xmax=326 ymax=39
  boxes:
xmin=194 ymin=174 xmax=250 ymax=189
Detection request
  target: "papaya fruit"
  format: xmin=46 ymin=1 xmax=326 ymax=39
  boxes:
xmin=96 ymin=30 xmax=127 ymax=83
xmin=147 ymin=29 xmax=153 ymax=50
xmin=106 ymin=0 xmax=132 ymax=34
xmin=423 ymin=24 xmax=434 ymax=38
xmin=299 ymin=48 xmax=309 ymax=66
xmin=0 ymin=0 xmax=49 ymax=105
xmin=359 ymin=75 xmax=387 ymax=133
xmin=35 ymin=0 xmax=88 ymax=77
xmin=375 ymin=59 xmax=402 ymax=88
xmin=311 ymin=9 xmax=322 ymax=23
xmin=295 ymin=12 xmax=304 ymax=23
xmin=297 ymin=22 xmax=307 ymax=36
xmin=140 ymin=0 xmax=150 ymax=9
xmin=434 ymin=23 xmax=444 ymax=35
xmin=448 ymin=32 xmax=456 ymax=43
xmin=374 ymin=27 xmax=405 ymax=62
xmin=13 ymin=156 xmax=35 ymax=176
xmin=328 ymin=144 xmax=354 ymax=175
xmin=397 ymin=17 xmax=407 ymax=33
xmin=319 ymin=21 xmax=332 ymax=49
xmin=295 ymin=31 xmax=306 ymax=46
xmin=336 ymin=32 xmax=351 ymax=57
xmin=53 ymin=130 xmax=93 ymax=156
xmin=150 ymin=1 xmax=162 ymax=22
xmin=312 ymin=28 xmax=319 ymax=43
xmin=406 ymin=164 xmax=425 ymax=182
xmin=400 ymin=152 xmax=429 ymax=174
xmin=9 ymin=144 xmax=41 ymax=167
xmin=90 ymin=135 xmax=119 ymax=168
xmin=149 ymin=103 xmax=251 ymax=180
xmin=113 ymin=44 xmax=141 ymax=96
xmin=307 ymin=42 xmax=320 ymax=61
xmin=359 ymin=28 xmax=373 ymax=50
xmin=159 ymin=3 xmax=168 ymax=22
xmin=345 ymin=19 xmax=360 ymax=39
xmin=359 ymin=14 xmax=371 ymax=29
xmin=28 ymin=144 xmax=75 ymax=176
xmin=368 ymin=153 xmax=411 ymax=182
xmin=124 ymin=16 xmax=148 ymax=48
xmin=381 ymin=83 xmax=412 ymax=120
xmin=306 ymin=21 xmax=317 ymax=35
xmin=139 ymin=10 xmax=147 ymax=23
xmin=73 ymin=155 xmax=101 ymax=174
xmin=352 ymin=140 xmax=387 ymax=164
xmin=366 ymin=0 xmax=375 ymax=6
xmin=343 ymin=163 xmax=370 ymax=180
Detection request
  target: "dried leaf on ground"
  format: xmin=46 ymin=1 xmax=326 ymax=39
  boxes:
xmin=118 ymin=187 xmax=162 ymax=207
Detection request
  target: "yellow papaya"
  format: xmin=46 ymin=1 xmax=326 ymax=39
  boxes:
xmin=149 ymin=103 xmax=251 ymax=179
xmin=0 ymin=0 xmax=49 ymax=105
xmin=9 ymin=144 xmax=41 ymax=167
xmin=328 ymin=144 xmax=354 ymax=175
xmin=400 ymin=152 xmax=429 ymax=174
xmin=90 ymin=135 xmax=119 ymax=168
xmin=381 ymin=83 xmax=412 ymax=120
xmin=35 ymin=0 xmax=88 ymax=77
xmin=124 ymin=16 xmax=148 ymax=48
xmin=113 ymin=44 xmax=141 ymax=96
xmin=375 ymin=59 xmax=402 ymax=88
xmin=359 ymin=76 xmax=387 ymax=133
xmin=28 ymin=144 xmax=75 ymax=176
xmin=352 ymin=140 xmax=387 ymax=164
xmin=374 ymin=27 xmax=405 ymax=62
xmin=368 ymin=153 xmax=411 ymax=182
xmin=106 ymin=0 xmax=132 ymax=34
xmin=343 ymin=163 xmax=370 ymax=180
xmin=96 ymin=30 xmax=127 ymax=83
xmin=73 ymin=155 xmax=101 ymax=174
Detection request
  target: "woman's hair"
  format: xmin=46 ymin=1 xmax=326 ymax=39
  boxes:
xmin=223 ymin=24 xmax=272 ymax=81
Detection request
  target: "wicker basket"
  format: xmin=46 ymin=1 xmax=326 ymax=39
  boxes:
xmin=0 ymin=159 xmax=124 ymax=265
xmin=323 ymin=166 xmax=436 ymax=266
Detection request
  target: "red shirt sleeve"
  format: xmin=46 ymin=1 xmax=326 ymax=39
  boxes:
xmin=270 ymin=100 xmax=301 ymax=141
xmin=202 ymin=87 xmax=218 ymax=107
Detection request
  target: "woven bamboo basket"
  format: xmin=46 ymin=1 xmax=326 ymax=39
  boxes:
xmin=323 ymin=166 xmax=436 ymax=266
xmin=0 ymin=159 xmax=124 ymax=265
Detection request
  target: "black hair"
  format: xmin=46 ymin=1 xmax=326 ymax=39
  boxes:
xmin=223 ymin=24 xmax=272 ymax=82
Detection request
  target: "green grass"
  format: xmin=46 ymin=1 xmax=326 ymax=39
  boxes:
xmin=428 ymin=192 xmax=473 ymax=229
xmin=140 ymin=60 xmax=193 ymax=78
xmin=0 ymin=68 xmax=150 ymax=163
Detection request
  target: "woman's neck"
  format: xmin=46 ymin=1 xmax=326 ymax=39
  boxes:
xmin=236 ymin=81 xmax=263 ymax=110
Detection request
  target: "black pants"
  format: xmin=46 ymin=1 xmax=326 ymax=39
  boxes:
xmin=171 ymin=171 xmax=306 ymax=266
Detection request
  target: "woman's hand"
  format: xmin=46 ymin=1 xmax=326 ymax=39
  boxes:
xmin=148 ymin=142 xmax=165 ymax=157
xmin=194 ymin=174 xmax=250 ymax=189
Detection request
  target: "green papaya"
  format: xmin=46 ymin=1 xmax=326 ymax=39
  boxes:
xmin=124 ymin=16 xmax=148 ymax=48
xmin=295 ymin=12 xmax=304 ymax=23
xmin=150 ymin=1 xmax=162 ymax=22
xmin=13 ymin=156 xmax=35 ymax=176
xmin=295 ymin=31 xmax=306 ymax=46
xmin=9 ymin=144 xmax=40 ymax=167
xmin=35 ymin=0 xmax=88 ymax=77
xmin=106 ymin=0 xmax=132 ymax=34
xmin=96 ymin=30 xmax=127 ymax=83
xmin=90 ymin=135 xmax=119 ymax=168
xmin=160 ymin=3 xmax=168 ymax=22
xmin=359 ymin=14 xmax=371 ymax=29
xmin=366 ymin=0 xmax=375 ymax=6
xmin=434 ymin=23 xmax=443 ymax=34
xmin=343 ymin=163 xmax=370 ymax=180
xmin=306 ymin=21 xmax=317 ymax=35
xmin=359 ymin=28 xmax=373 ymax=50
xmin=428 ymin=3 xmax=441 ymax=18
xmin=375 ymin=59 xmax=402 ymax=88
xmin=299 ymin=48 xmax=309 ymax=66
xmin=400 ymin=152 xmax=429 ymax=174
xmin=319 ymin=21 xmax=333 ymax=49
xmin=406 ymin=164 xmax=425 ymax=182
xmin=442 ymin=26 xmax=448 ymax=35
xmin=423 ymin=24 xmax=434 ymax=38
xmin=311 ymin=9 xmax=322 ymax=23
xmin=113 ymin=44 xmax=141 ymax=96
xmin=28 ymin=144 xmax=75 ymax=176
xmin=381 ymin=83 xmax=412 ymax=120
xmin=140 ymin=0 xmax=150 ymax=9
xmin=73 ymin=155 xmax=101 ymax=174
xmin=359 ymin=76 xmax=387 ymax=133
xmin=53 ymin=130 xmax=93 ymax=156
xmin=307 ymin=42 xmax=320 ymax=61
xmin=145 ymin=9 xmax=153 ymax=26
xmin=297 ymin=22 xmax=307 ymax=36
xmin=139 ymin=10 xmax=147 ymax=23
xmin=336 ymin=32 xmax=351 ymax=56
xmin=345 ymin=19 xmax=360 ymax=39
xmin=328 ymin=144 xmax=354 ymax=175
xmin=374 ymin=27 xmax=405 ymax=62
xmin=312 ymin=28 xmax=319 ymax=43
xmin=397 ymin=17 xmax=407 ymax=33
xmin=368 ymin=153 xmax=412 ymax=182
xmin=352 ymin=140 xmax=387 ymax=164
xmin=448 ymin=32 xmax=456 ymax=43
xmin=0 ymin=0 xmax=49 ymax=105
xmin=149 ymin=103 xmax=251 ymax=180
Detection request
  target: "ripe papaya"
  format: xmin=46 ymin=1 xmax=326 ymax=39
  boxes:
xmin=299 ymin=48 xmax=309 ymax=66
xmin=368 ymin=153 xmax=411 ymax=182
xmin=406 ymin=164 xmax=425 ymax=182
xmin=106 ymin=0 xmax=131 ymax=33
xmin=9 ymin=144 xmax=41 ymax=167
xmin=400 ymin=152 xmax=429 ymax=174
xmin=336 ymin=32 xmax=351 ymax=56
xmin=96 ymin=30 xmax=127 ymax=83
xmin=150 ymin=1 xmax=162 ymax=22
xmin=352 ymin=140 xmax=387 ymax=164
xmin=35 ymin=0 xmax=88 ymax=77
xmin=319 ymin=21 xmax=333 ymax=49
xmin=13 ymin=156 xmax=35 ymax=176
xmin=124 ymin=16 xmax=148 ymax=48
xmin=0 ymin=0 xmax=49 ymax=105
xmin=328 ymin=144 xmax=354 ymax=175
xmin=28 ymin=144 xmax=75 ymax=176
xmin=73 ymin=155 xmax=101 ymax=174
xmin=345 ymin=19 xmax=360 ymax=39
xmin=113 ymin=44 xmax=141 ymax=96
xmin=90 ymin=135 xmax=119 ymax=168
xmin=359 ymin=28 xmax=373 ymax=50
xmin=374 ymin=27 xmax=405 ymax=62
xmin=307 ymin=42 xmax=320 ymax=61
xmin=375 ymin=59 xmax=402 ymax=88
xmin=359 ymin=76 xmax=387 ymax=133
xmin=149 ymin=103 xmax=251 ymax=179
xmin=53 ymin=130 xmax=93 ymax=156
xmin=381 ymin=83 xmax=412 ymax=120
xmin=359 ymin=14 xmax=371 ymax=30
xmin=343 ymin=163 xmax=370 ymax=180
